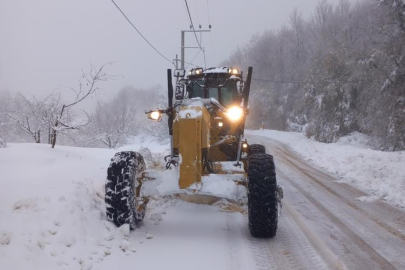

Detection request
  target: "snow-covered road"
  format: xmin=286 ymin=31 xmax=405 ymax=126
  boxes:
xmin=249 ymin=134 xmax=405 ymax=270
xmin=1 ymin=134 xmax=404 ymax=270
xmin=107 ymin=135 xmax=405 ymax=270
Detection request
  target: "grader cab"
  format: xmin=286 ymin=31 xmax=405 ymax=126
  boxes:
xmin=105 ymin=66 xmax=283 ymax=238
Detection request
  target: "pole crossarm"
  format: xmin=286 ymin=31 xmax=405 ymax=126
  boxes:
xmin=180 ymin=28 xmax=211 ymax=70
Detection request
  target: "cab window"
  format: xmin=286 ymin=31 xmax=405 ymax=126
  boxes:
xmin=190 ymin=80 xmax=237 ymax=107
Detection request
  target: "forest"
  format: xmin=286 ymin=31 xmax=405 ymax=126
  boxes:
xmin=224 ymin=0 xmax=405 ymax=150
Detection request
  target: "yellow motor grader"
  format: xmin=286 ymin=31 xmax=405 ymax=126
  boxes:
xmin=105 ymin=66 xmax=283 ymax=238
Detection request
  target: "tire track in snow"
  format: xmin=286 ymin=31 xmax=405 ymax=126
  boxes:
xmin=246 ymin=208 xmax=329 ymax=270
xmin=282 ymin=173 xmax=398 ymax=270
xmin=279 ymin=206 xmax=330 ymax=270
xmin=282 ymin=199 xmax=347 ymax=270
xmin=226 ymin=213 xmax=242 ymax=270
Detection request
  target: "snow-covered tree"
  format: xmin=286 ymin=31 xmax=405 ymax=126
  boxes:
xmin=2 ymin=93 xmax=51 ymax=143
xmin=223 ymin=0 xmax=405 ymax=150
xmin=46 ymin=63 xmax=115 ymax=148
xmin=86 ymin=93 xmax=136 ymax=149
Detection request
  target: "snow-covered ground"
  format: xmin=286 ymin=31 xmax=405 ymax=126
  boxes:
xmin=1 ymin=130 xmax=404 ymax=270
xmin=0 ymin=142 xmax=175 ymax=270
xmin=247 ymin=130 xmax=405 ymax=209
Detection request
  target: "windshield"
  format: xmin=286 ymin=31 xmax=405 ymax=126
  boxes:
xmin=190 ymin=80 xmax=238 ymax=107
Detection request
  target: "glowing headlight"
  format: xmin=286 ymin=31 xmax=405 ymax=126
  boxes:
xmin=225 ymin=106 xmax=244 ymax=122
xmin=228 ymin=68 xmax=239 ymax=74
xmin=218 ymin=122 xmax=224 ymax=127
xmin=150 ymin=111 xmax=161 ymax=120
xmin=242 ymin=143 xmax=248 ymax=148
xmin=192 ymin=68 xmax=203 ymax=75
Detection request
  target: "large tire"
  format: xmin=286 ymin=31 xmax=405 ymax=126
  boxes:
xmin=248 ymin=153 xmax=278 ymax=238
xmin=249 ymin=144 xmax=266 ymax=155
xmin=105 ymin=151 xmax=146 ymax=229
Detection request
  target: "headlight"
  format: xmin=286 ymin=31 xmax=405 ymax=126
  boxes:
xmin=192 ymin=68 xmax=203 ymax=75
xmin=225 ymin=106 xmax=244 ymax=122
xmin=228 ymin=67 xmax=239 ymax=74
xmin=150 ymin=111 xmax=161 ymax=120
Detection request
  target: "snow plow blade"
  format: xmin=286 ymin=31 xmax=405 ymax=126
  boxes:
xmin=175 ymin=193 xmax=246 ymax=213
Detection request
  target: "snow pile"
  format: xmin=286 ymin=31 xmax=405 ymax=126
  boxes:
xmin=199 ymin=174 xmax=247 ymax=203
xmin=203 ymin=67 xmax=229 ymax=74
xmin=142 ymin=167 xmax=180 ymax=196
xmin=123 ymin=135 xmax=170 ymax=154
xmin=176 ymin=99 xmax=206 ymax=119
xmin=247 ymin=130 xmax=405 ymax=208
xmin=220 ymin=161 xmax=245 ymax=173
xmin=0 ymin=143 xmax=174 ymax=269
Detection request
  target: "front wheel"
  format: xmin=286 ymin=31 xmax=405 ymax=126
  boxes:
xmin=247 ymin=153 xmax=278 ymax=238
xmin=249 ymin=144 xmax=266 ymax=156
xmin=105 ymin=151 xmax=146 ymax=229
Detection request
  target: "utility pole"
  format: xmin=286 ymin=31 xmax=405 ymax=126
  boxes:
xmin=174 ymin=54 xmax=180 ymax=69
xmin=180 ymin=25 xmax=211 ymax=71
xmin=181 ymin=31 xmax=185 ymax=70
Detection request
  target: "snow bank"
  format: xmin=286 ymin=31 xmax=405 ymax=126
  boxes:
xmin=247 ymin=130 xmax=405 ymax=209
xmin=122 ymin=134 xmax=170 ymax=154
xmin=0 ymin=143 xmax=175 ymax=269
xmin=0 ymin=144 xmax=117 ymax=269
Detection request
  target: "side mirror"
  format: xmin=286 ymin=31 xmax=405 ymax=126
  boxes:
xmin=175 ymin=85 xmax=184 ymax=100
xmin=175 ymin=79 xmax=189 ymax=100
xmin=174 ymin=69 xmax=186 ymax=78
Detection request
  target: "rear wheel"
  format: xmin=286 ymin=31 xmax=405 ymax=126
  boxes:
xmin=249 ymin=144 xmax=266 ymax=155
xmin=105 ymin=151 xmax=146 ymax=229
xmin=247 ymin=153 xmax=278 ymax=238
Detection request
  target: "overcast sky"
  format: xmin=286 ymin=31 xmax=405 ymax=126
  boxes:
xmin=0 ymin=0 xmax=353 ymax=101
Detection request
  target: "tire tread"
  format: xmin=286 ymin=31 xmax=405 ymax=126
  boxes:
xmin=105 ymin=151 xmax=145 ymax=229
xmin=248 ymin=153 xmax=278 ymax=238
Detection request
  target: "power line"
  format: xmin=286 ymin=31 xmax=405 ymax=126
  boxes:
xmin=202 ymin=50 xmax=207 ymax=68
xmin=184 ymin=0 xmax=202 ymax=49
xmin=186 ymin=50 xmax=202 ymax=69
xmin=110 ymin=0 xmax=174 ymax=66
xmin=206 ymin=0 xmax=211 ymax=25
xmin=193 ymin=0 xmax=205 ymax=67
xmin=184 ymin=0 xmax=207 ymax=68
xmin=206 ymin=0 xmax=213 ymax=58
xmin=193 ymin=0 xmax=201 ymax=26
xmin=201 ymin=47 xmax=207 ymax=68
xmin=184 ymin=60 xmax=199 ymax=68
xmin=252 ymin=78 xmax=366 ymax=84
